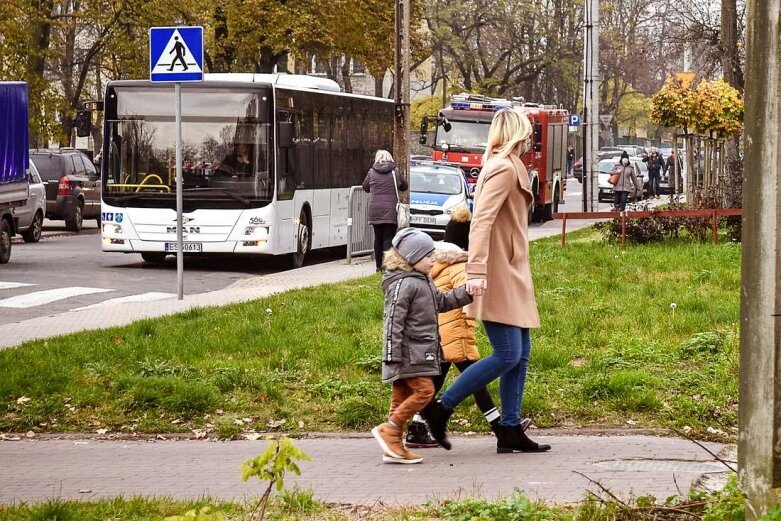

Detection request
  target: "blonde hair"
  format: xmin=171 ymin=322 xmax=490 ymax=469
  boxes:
xmin=382 ymin=247 xmax=413 ymax=272
xmin=449 ymin=204 xmax=472 ymax=223
xmin=374 ymin=149 xmax=394 ymax=164
xmin=482 ymin=109 xmax=532 ymax=164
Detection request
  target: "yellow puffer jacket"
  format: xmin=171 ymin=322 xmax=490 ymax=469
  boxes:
xmin=431 ymin=248 xmax=479 ymax=362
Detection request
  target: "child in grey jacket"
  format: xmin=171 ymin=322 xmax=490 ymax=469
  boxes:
xmin=371 ymin=228 xmax=473 ymax=464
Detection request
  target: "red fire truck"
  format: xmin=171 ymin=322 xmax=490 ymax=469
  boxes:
xmin=420 ymin=94 xmax=570 ymax=222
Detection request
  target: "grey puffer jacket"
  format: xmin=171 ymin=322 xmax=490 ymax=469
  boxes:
xmin=362 ymin=161 xmax=408 ymax=224
xmin=380 ymin=270 xmax=472 ymax=383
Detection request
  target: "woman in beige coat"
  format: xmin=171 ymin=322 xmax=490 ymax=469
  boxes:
xmin=422 ymin=108 xmax=551 ymax=454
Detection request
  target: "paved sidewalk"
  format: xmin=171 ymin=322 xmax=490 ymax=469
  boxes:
xmin=0 ymin=434 xmax=729 ymax=506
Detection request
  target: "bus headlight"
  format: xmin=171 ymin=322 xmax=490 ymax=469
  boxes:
xmin=244 ymin=226 xmax=269 ymax=239
xmin=102 ymin=223 xmax=123 ymax=234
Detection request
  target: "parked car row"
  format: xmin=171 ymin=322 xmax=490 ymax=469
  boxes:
xmin=11 ymin=148 xmax=100 ymax=245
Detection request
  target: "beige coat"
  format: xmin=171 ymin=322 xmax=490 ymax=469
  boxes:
xmin=465 ymin=154 xmax=540 ymax=328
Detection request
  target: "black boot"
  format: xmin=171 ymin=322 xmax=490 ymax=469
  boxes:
xmin=490 ymin=417 xmax=530 ymax=437
xmin=496 ymin=424 xmax=551 ymax=453
xmin=406 ymin=421 xmax=439 ymax=448
xmin=421 ymin=400 xmax=453 ymax=450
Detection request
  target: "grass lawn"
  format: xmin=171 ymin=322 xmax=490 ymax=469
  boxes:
xmin=0 ymin=228 xmax=740 ymax=439
xmin=0 ymin=478 xmax=749 ymax=520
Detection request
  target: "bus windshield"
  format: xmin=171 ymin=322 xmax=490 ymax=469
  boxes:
xmin=103 ymin=86 xmax=273 ymax=209
xmin=435 ymin=120 xmax=490 ymax=153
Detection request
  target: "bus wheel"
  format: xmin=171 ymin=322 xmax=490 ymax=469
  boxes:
xmin=141 ymin=252 xmax=167 ymax=264
xmin=0 ymin=219 xmax=11 ymax=264
xmin=291 ymin=210 xmax=310 ymax=269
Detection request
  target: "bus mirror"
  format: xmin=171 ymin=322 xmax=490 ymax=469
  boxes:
xmin=278 ymin=121 xmax=293 ymax=148
xmin=75 ymin=109 xmax=92 ymax=138
xmin=438 ymin=115 xmax=452 ymax=132
xmin=419 ymin=116 xmax=428 ymax=145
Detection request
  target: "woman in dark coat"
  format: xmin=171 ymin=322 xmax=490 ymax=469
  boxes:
xmin=362 ymin=150 xmax=408 ymax=271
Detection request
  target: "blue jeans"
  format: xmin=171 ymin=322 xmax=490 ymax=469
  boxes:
xmin=614 ymin=190 xmax=629 ymax=211
xmin=439 ymin=322 xmax=531 ymax=426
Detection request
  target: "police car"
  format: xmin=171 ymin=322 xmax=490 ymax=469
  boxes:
xmin=409 ymin=160 xmax=472 ymax=237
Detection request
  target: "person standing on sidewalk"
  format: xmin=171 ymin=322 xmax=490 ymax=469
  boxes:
xmin=422 ymin=108 xmax=551 ymax=454
xmin=362 ymin=150 xmax=408 ymax=272
xmin=665 ymin=150 xmax=684 ymax=193
xmin=371 ymin=228 xmax=473 ymax=464
xmin=406 ymin=241 xmax=530 ymax=449
xmin=612 ymin=151 xmax=642 ymax=211
xmin=643 ymin=146 xmax=665 ymax=199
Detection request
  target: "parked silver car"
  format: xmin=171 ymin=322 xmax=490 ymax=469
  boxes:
xmin=15 ymin=160 xmax=46 ymax=242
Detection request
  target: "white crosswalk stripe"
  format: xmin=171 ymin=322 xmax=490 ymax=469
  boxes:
xmin=0 ymin=287 xmax=114 ymax=309
xmin=0 ymin=282 xmax=35 ymax=290
xmin=71 ymin=292 xmax=176 ymax=311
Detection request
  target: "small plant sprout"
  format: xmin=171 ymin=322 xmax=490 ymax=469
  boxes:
xmin=242 ymin=436 xmax=311 ymax=521
xmin=670 ymin=302 xmax=677 ymax=315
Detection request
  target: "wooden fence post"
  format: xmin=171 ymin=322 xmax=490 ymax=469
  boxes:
xmin=621 ymin=211 xmax=626 ymax=246
xmin=712 ymin=209 xmax=718 ymax=245
xmin=561 ymin=213 xmax=567 ymax=248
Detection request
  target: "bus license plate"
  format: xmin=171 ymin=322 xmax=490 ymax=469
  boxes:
xmin=411 ymin=215 xmax=436 ymax=225
xmin=164 ymin=242 xmax=202 ymax=253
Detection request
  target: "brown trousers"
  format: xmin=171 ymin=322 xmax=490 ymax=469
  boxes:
xmin=388 ymin=376 xmax=435 ymax=427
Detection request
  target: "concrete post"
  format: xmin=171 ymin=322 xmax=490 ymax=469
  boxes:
xmin=739 ymin=0 xmax=781 ymax=519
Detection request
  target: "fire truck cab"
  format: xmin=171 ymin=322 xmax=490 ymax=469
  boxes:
xmin=420 ymin=94 xmax=569 ymax=222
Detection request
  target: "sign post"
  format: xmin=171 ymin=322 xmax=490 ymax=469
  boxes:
xmin=149 ymin=26 xmax=204 ymax=300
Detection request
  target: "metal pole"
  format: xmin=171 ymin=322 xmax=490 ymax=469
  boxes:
xmin=175 ymin=82 xmax=183 ymax=300
xmin=739 ymin=0 xmax=781 ymax=517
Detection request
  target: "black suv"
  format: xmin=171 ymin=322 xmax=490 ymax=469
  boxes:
xmin=29 ymin=149 xmax=101 ymax=231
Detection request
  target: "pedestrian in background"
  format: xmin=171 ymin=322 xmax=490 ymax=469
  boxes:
xmin=567 ymin=145 xmax=575 ymax=177
xmin=371 ymin=228 xmax=473 ymax=464
xmin=423 ymin=108 xmax=551 ymax=454
xmin=443 ymin=204 xmax=472 ymax=250
xmin=665 ymin=150 xmax=684 ymax=193
xmin=612 ymin=151 xmax=642 ymax=211
xmin=362 ymin=150 xmax=407 ymax=272
xmin=643 ymin=146 xmax=665 ymax=199
xmin=405 ymin=240 xmax=531 ymax=449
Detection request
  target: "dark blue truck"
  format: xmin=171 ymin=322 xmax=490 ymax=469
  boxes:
xmin=0 ymin=82 xmax=30 ymax=263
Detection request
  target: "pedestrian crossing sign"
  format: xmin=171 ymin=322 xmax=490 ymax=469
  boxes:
xmin=149 ymin=26 xmax=204 ymax=82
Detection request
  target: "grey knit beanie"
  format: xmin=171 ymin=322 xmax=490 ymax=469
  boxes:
xmin=392 ymin=228 xmax=435 ymax=266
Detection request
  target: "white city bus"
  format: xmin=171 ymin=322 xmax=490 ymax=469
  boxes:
xmin=99 ymin=73 xmax=393 ymax=267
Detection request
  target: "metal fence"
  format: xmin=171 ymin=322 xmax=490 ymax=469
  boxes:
xmin=347 ymin=186 xmax=374 ymax=263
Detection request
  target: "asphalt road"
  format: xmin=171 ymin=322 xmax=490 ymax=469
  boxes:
xmin=0 ymin=219 xmax=344 ymax=326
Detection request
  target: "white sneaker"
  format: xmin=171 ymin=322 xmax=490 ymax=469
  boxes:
xmin=382 ymin=451 xmax=422 ymax=464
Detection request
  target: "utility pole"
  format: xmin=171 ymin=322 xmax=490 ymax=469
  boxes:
xmin=393 ymin=0 xmax=411 ymax=212
xmin=582 ymin=0 xmax=599 ymax=212
xmin=739 ymin=0 xmax=781 ymax=519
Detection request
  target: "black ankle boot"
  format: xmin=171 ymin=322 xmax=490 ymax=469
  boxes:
xmin=496 ymin=424 xmax=551 ymax=453
xmin=421 ymin=400 xmax=453 ymax=450
xmin=406 ymin=421 xmax=439 ymax=448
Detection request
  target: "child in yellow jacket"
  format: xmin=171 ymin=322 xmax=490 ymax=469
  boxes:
xmin=406 ymin=240 xmax=531 ymax=448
